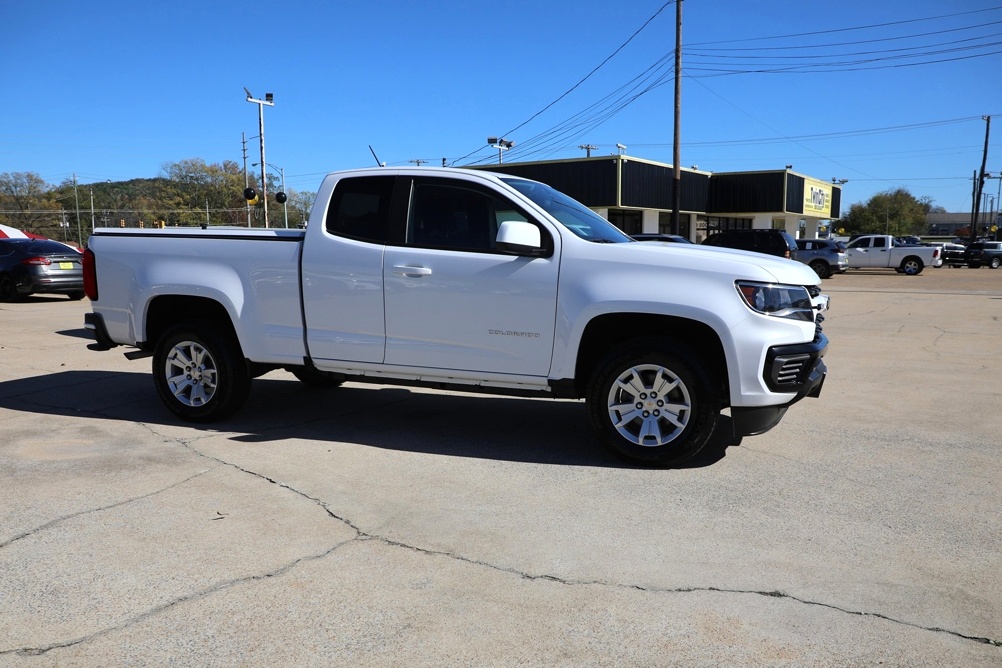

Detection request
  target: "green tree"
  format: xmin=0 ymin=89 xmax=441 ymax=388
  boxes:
xmin=835 ymin=188 xmax=934 ymax=237
xmin=0 ymin=172 xmax=61 ymax=234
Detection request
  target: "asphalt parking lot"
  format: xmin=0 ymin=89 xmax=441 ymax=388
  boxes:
xmin=1 ymin=266 xmax=1000 ymax=667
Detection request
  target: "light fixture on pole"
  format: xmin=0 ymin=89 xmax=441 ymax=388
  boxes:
xmin=245 ymin=88 xmax=274 ymax=227
xmin=487 ymin=137 xmax=514 ymax=164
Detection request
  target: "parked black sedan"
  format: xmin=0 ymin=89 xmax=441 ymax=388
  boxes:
xmin=0 ymin=239 xmax=85 ymax=301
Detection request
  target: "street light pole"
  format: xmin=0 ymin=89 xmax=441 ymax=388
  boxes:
xmin=245 ymin=88 xmax=275 ymax=227
xmin=278 ymin=165 xmax=287 ymax=229
xmin=73 ymin=174 xmax=82 ymax=248
xmin=487 ymin=137 xmax=514 ymax=164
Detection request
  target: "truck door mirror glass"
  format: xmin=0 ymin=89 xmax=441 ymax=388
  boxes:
xmin=496 ymin=220 xmax=543 ymax=256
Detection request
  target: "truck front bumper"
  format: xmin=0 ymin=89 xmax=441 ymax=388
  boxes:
xmin=731 ymin=332 xmax=828 ymax=437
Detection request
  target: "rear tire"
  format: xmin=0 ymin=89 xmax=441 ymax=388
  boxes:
xmin=900 ymin=257 xmax=924 ymax=275
xmin=991 ymin=257 xmax=1001 ymax=269
xmin=809 ymin=260 xmax=831 ymax=279
xmin=153 ymin=323 xmax=250 ymax=422
xmin=586 ymin=337 xmax=720 ymax=467
xmin=0 ymin=275 xmax=18 ymax=302
xmin=67 ymin=290 xmax=86 ymax=300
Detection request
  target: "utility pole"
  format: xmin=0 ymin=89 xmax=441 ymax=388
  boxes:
xmin=971 ymin=115 xmax=991 ymax=242
xmin=579 ymin=144 xmax=597 ymax=158
xmin=671 ymin=0 xmax=683 ymax=235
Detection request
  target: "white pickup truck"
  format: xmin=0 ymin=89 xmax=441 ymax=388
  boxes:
xmin=83 ymin=167 xmax=829 ymax=467
xmin=845 ymin=234 xmax=942 ymax=275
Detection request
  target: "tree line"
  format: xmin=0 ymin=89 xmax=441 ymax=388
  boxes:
xmin=833 ymin=188 xmax=948 ymax=239
xmin=0 ymin=159 xmax=315 ymax=247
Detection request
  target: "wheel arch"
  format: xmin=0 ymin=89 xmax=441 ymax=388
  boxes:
xmin=144 ymin=295 xmax=242 ymax=356
xmin=573 ymin=314 xmax=727 ymax=401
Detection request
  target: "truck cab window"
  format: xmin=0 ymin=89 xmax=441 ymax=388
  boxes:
xmin=326 ymin=175 xmax=394 ymax=243
xmin=407 ymin=182 xmax=515 ymax=252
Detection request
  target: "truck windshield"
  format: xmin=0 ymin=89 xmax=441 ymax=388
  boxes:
xmin=501 ymin=178 xmax=632 ymax=243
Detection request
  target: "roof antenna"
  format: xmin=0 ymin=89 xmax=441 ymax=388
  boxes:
xmin=368 ymin=145 xmax=386 ymax=167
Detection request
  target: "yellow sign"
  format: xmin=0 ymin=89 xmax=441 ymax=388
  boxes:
xmin=803 ymin=178 xmax=833 ymax=217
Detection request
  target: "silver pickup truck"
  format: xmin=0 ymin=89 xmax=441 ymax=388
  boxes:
xmin=845 ymin=234 xmax=942 ymax=275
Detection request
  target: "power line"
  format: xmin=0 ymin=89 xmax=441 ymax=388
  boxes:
xmin=451 ymin=1 xmax=676 ymax=166
xmin=687 ymin=5 xmax=1002 ymax=47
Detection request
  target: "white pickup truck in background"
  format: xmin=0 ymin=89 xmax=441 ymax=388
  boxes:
xmin=83 ymin=167 xmax=829 ymax=467
xmin=845 ymin=234 xmax=942 ymax=275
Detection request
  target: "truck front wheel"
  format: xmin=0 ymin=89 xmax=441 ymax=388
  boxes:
xmin=586 ymin=338 xmax=720 ymax=467
xmin=153 ymin=323 xmax=250 ymax=422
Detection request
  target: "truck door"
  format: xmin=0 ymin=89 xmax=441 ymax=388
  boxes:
xmin=846 ymin=237 xmax=875 ymax=267
xmin=382 ymin=177 xmax=559 ymax=376
xmin=301 ymin=175 xmax=395 ymax=364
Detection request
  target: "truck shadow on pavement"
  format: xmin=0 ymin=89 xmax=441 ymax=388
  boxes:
xmin=0 ymin=370 xmax=739 ymax=469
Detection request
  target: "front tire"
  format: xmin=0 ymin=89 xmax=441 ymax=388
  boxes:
xmin=586 ymin=338 xmax=720 ymax=467
xmin=900 ymin=257 xmax=924 ymax=275
xmin=153 ymin=323 xmax=250 ymax=422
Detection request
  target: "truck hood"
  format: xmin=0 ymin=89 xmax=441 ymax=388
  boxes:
xmin=610 ymin=240 xmax=821 ymax=286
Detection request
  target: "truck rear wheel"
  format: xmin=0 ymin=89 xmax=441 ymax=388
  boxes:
xmin=900 ymin=257 xmax=924 ymax=275
xmin=586 ymin=338 xmax=719 ymax=467
xmin=153 ymin=323 xmax=250 ymax=422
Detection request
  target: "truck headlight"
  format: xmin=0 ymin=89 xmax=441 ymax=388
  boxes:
xmin=735 ymin=281 xmax=815 ymax=322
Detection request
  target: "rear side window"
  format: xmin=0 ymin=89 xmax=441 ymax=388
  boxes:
xmin=724 ymin=233 xmax=755 ymax=251
xmin=325 ymin=175 xmax=395 ymax=243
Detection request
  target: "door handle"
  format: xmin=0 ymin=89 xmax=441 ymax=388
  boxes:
xmin=392 ymin=265 xmax=432 ymax=277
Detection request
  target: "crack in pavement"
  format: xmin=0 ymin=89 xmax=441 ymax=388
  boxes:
xmin=3 ymin=396 xmax=1000 ymax=655
xmin=0 ymin=468 xmax=216 ymax=549
xmin=1 ymin=536 xmax=359 ymax=657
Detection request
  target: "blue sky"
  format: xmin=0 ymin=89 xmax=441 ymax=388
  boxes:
xmin=3 ymin=0 xmax=1002 ymax=213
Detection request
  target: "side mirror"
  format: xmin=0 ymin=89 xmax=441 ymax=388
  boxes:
xmin=496 ymin=220 xmax=544 ymax=256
